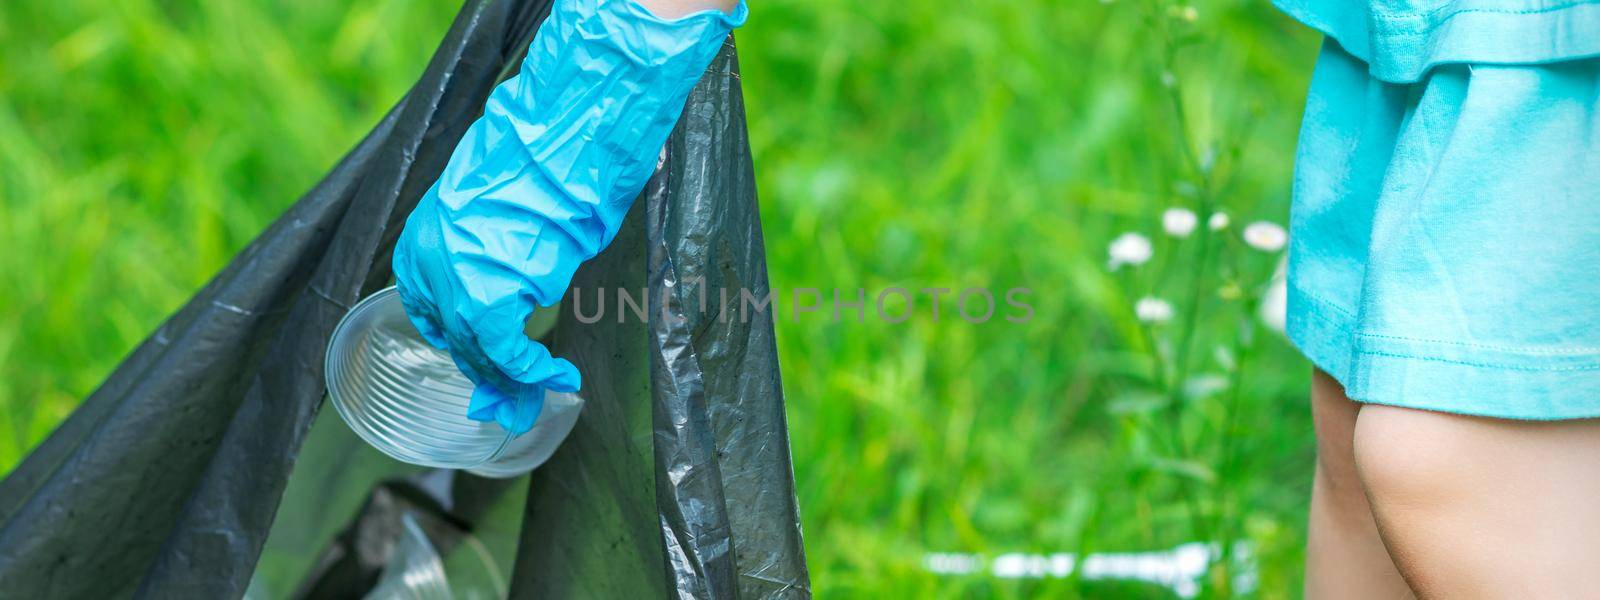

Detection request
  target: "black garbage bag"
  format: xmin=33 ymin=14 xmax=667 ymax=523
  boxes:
xmin=250 ymin=406 xmax=529 ymax=599
xmin=0 ymin=0 xmax=809 ymax=596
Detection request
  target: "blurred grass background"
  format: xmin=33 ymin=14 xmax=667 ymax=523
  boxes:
xmin=0 ymin=0 xmax=1321 ymax=596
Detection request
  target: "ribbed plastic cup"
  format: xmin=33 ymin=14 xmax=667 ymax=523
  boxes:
xmin=325 ymin=286 xmax=582 ymax=478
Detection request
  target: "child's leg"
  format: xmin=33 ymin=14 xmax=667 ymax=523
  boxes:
xmin=1354 ymin=404 xmax=1600 ymax=597
xmin=1305 ymin=369 xmax=1414 ymax=599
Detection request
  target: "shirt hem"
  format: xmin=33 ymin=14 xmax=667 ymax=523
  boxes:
xmin=1286 ymin=285 xmax=1600 ymax=420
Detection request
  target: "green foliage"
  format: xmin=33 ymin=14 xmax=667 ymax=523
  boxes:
xmin=0 ymin=0 xmax=1321 ymax=596
xmin=0 ymin=0 xmax=461 ymax=458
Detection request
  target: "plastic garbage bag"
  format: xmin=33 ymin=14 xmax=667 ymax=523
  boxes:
xmin=0 ymin=0 xmax=808 ymax=597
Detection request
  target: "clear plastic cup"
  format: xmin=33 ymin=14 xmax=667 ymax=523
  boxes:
xmin=325 ymin=286 xmax=582 ymax=478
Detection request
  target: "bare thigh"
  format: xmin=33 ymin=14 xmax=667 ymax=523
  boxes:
xmin=1305 ymin=370 xmax=1412 ymax=599
xmin=1353 ymin=404 xmax=1600 ymax=598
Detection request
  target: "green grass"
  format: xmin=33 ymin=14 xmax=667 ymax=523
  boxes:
xmin=0 ymin=0 xmax=1321 ymax=596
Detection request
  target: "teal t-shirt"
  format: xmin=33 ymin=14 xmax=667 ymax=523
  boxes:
xmin=1274 ymin=0 xmax=1600 ymax=82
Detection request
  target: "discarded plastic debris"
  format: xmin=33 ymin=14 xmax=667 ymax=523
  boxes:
xmin=365 ymin=515 xmax=451 ymax=600
xmin=325 ymin=286 xmax=582 ymax=477
xmin=923 ymin=541 xmax=1257 ymax=598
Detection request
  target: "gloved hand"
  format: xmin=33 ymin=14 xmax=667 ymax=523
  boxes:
xmin=393 ymin=0 xmax=747 ymax=434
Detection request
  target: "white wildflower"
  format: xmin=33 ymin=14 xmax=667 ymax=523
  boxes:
xmin=1259 ymin=256 xmax=1288 ymax=332
xmin=1242 ymin=221 xmax=1287 ymax=252
xmin=1181 ymin=5 xmax=1199 ymax=22
xmin=1208 ymin=212 xmax=1229 ymax=231
xmin=1108 ymin=232 xmax=1154 ymax=270
xmin=1136 ymin=296 xmax=1175 ymax=323
xmin=1162 ymin=208 xmax=1198 ymax=238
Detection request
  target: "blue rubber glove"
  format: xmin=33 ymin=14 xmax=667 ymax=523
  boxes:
xmin=392 ymin=0 xmax=747 ymax=434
